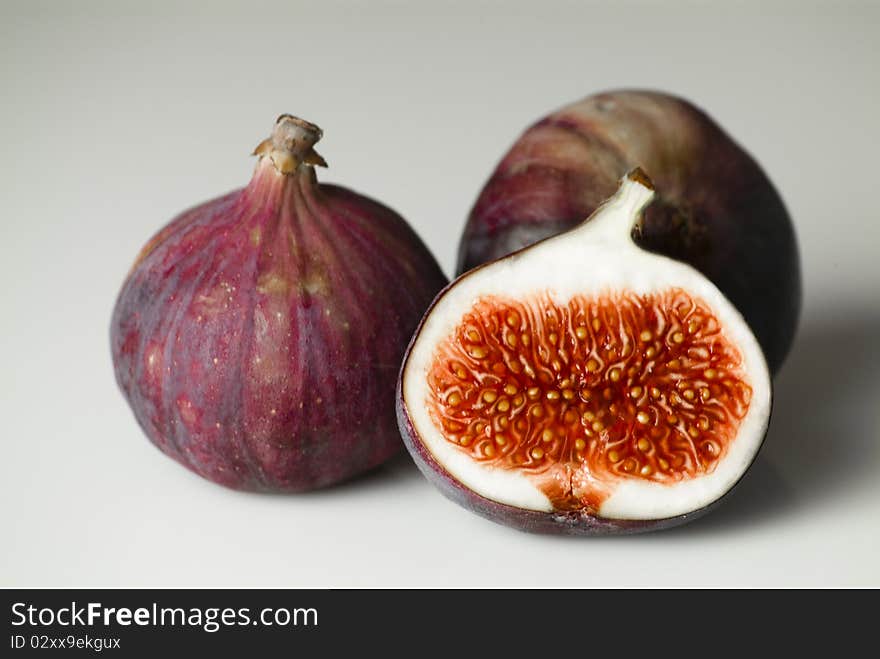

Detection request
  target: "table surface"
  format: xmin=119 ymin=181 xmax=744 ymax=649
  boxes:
xmin=3 ymin=1 xmax=878 ymax=587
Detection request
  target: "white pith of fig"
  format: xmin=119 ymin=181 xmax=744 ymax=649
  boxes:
xmin=399 ymin=170 xmax=771 ymax=528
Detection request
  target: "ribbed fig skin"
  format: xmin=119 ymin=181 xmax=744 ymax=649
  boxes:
xmin=112 ymin=161 xmax=447 ymax=491
xmin=458 ymin=90 xmax=800 ymax=373
xmin=396 ymin=289 xmax=765 ymax=535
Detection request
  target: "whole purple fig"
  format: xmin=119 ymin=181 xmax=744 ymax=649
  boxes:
xmin=458 ymin=90 xmax=800 ymax=374
xmin=112 ymin=115 xmax=447 ymax=491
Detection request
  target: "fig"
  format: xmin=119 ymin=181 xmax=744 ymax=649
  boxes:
xmin=398 ymin=171 xmax=773 ymax=534
xmin=111 ymin=115 xmax=446 ymax=492
xmin=458 ymin=90 xmax=800 ymax=374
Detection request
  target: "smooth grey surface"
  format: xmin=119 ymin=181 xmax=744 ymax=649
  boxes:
xmin=1 ymin=0 xmax=878 ymax=586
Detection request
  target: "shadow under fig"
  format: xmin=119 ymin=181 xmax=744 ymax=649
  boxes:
xmin=670 ymin=311 xmax=880 ymax=536
xmin=271 ymin=449 xmax=425 ymax=502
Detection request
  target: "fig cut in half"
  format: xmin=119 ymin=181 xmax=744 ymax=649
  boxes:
xmin=398 ymin=170 xmax=771 ymax=534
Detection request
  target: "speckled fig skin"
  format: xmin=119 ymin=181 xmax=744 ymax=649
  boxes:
xmin=458 ymin=90 xmax=800 ymax=374
xmin=395 ymin=275 xmax=768 ymax=535
xmin=111 ymin=115 xmax=447 ymax=492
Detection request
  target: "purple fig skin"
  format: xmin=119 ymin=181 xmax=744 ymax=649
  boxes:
xmin=111 ymin=122 xmax=447 ymax=492
xmin=395 ymin=283 xmax=766 ymax=535
xmin=458 ymin=90 xmax=801 ymax=374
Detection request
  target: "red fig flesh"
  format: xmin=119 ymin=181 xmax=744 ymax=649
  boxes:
xmin=458 ymin=90 xmax=800 ymax=373
xmin=425 ymin=289 xmax=752 ymax=512
xmin=112 ymin=115 xmax=447 ymax=491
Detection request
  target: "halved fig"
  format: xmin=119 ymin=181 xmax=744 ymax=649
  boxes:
xmin=398 ymin=170 xmax=771 ymax=534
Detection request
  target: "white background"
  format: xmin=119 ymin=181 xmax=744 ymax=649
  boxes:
xmin=2 ymin=0 xmax=878 ymax=587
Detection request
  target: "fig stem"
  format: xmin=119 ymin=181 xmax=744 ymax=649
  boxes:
xmin=574 ymin=168 xmax=655 ymax=244
xmin=252 ymin=114 xmax=327 ymax=174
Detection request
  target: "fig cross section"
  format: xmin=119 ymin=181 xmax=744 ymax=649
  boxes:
xmin=398 ymin=169 xmax=773 ymax=533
